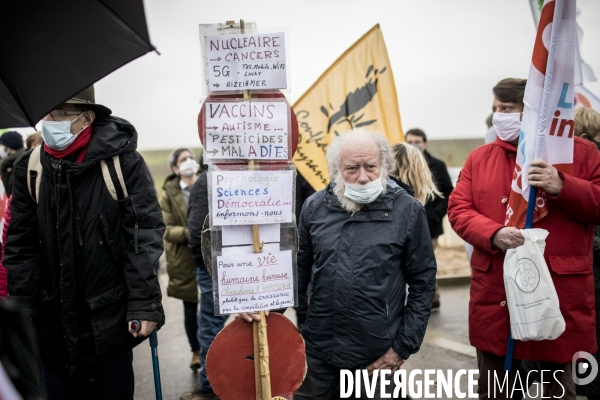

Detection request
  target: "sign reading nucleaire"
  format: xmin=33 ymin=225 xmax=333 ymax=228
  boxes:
xmin=204 ymin=101 xmax=289 ymax=161
xmin=205 ymin=32 xmax=286 ymax=91
xmin=217 ymin=249 xmax=294 ymax=314
xmin=211 ymin=170 xmax=294 ymax=225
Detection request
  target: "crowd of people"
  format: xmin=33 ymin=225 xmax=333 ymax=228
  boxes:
xmin=1 ymin=77 xmax=600 ymax=400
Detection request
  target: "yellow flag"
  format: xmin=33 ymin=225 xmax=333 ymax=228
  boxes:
xmin=293 ymin=24 xmax=404 ymax=191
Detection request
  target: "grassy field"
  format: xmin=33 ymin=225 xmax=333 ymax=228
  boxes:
xmin=139 ymin=148 xmax=203 ymax=194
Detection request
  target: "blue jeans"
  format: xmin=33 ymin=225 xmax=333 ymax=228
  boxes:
xmin=197 ymin=267 xmax=228 ymax=392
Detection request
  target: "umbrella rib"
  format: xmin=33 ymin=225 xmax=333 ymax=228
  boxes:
xmin=0 ymin=75 xmax=36 ymax=128
xmin=96 ymin=0 xmax=158 ymax=54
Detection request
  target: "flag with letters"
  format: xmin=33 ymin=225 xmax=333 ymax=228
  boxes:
xmin=292 ymin=24 xmax=404 ymax=191
xmin=505 ymin=0 xmax=582 ymax=228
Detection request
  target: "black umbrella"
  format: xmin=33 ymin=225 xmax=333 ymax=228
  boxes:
xmin=0 ymin=0 xmax=157 ymax=128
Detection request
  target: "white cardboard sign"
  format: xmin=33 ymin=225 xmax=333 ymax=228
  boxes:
xmin=211 ymin=170 xmax=293 ymax=225
xmin=222 ymin=224 xmax=280 ymax=246
xmin=204 ymin=32 xmax=286 ymax=91
xmin=204 ymin=101 xmax=289 ymax=160
xmin=217 ymin=249 xmax=294 ymax=314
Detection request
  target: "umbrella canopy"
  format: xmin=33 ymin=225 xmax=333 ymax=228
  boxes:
xmin=0 ymin=0 xmax=156 ymax=128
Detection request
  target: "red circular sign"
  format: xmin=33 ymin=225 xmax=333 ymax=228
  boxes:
xmin=206 ymin=313 xmax=306 ymax=400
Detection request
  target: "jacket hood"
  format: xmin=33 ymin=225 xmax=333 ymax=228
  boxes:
xmin=84 ymin=116 xmax=138 ymax=163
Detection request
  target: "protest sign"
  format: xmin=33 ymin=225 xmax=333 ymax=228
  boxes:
xmin=204 ymin=100 xmax=290 ymax=161
xmin=216 ymin=249 xmax=294 ymax=314
xmin=204 ymin=32 xmax=287 ymax=91
xmin=198 ymin=92 xmax=300 ymax=162
xmin=222 ymin=224 xmax=280 ymax=246
xmin=199 ymin=21 xmax=302 ymax=399
xmin=210 ymin=169 xmax=294 ymax=225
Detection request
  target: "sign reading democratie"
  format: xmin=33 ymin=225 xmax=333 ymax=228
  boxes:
xmin=210 ymin=170 xmax=293 ymax=226
xmin=204 ymin=32 xmax=287 ymax=91
xmin=204 ymin=100 xmax=289 ymax=161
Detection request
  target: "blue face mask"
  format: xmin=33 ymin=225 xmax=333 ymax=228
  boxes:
xmin=343 ymin=177 xmax=383 ymax=204
xmin=41 ymin=113 xmax=85 ymax=151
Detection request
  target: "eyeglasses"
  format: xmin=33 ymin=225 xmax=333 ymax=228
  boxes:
xmin=47 ymin=109 xmax=84 ymax=121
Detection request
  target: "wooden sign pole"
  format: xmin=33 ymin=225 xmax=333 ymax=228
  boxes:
xmin=241 ymin=18 xmax=271 ymax=399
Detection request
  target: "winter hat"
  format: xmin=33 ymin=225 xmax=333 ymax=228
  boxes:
xmin=0 ymin=131 xmax=24 ymax=150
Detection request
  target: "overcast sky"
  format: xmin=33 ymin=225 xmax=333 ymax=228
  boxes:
xmin=19 ymin=0 xmax=600 ymax=150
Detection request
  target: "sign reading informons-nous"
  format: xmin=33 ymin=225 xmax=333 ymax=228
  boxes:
xmin=205 ymin=32 xmax=286 ymax=91
xmin=205 ymin=101 xmax=289 ymax=161
xmin=211 ymin=170 xmax=293 ymax=226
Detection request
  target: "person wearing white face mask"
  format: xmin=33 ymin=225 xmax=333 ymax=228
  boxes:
xmin=5 ymin=86 xmax=165 ymax=399
xmin=159 ymin=148 xmax=202 ymax=377
xmin=260 ymin=129 xmax=437 ymax=399
xmin=448 ymin=78 xmax=600 ymax=399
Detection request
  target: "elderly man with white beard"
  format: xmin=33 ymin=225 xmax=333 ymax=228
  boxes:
xmin=292 ymin=129 xmax=437 ymax=399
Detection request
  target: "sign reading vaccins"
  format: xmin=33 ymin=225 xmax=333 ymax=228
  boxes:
xmin=505 ymin=0 xmax=581 ymax=228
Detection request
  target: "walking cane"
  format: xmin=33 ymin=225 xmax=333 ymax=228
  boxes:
xmin=130 ymin=320 xmax=163 ymax=400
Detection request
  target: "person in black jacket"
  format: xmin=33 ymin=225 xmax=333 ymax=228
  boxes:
xmin=294 ymin=171 xmax=315 ymax=333
xmin=240 ymin=129 xmax=436 ymax=399
xmin=0 ymin=131 xmax=25 ymax=197
xmin=5 ymin=87 xmax=165 ymax=400
xmin=184 ymin=165 xmax=227 ymax=400
xmin=405 ymin=128 xmax=454 ymax=309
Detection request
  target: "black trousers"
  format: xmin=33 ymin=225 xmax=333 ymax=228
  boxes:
xmin=42 ymin=350 xmax=134 ymax=400
xmin=183 ymin=301 xmax=200 ymax=352
xmin=294 ymin=356 xmax=407 ymax=400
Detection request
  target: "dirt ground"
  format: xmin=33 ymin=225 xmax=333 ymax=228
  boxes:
xmin=435 ymin=246 xmax=471 ymax=277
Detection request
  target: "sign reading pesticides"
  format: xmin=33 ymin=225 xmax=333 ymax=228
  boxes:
xmin=204 ymin=32 xmax=286 ymax=91
xmin=204 ymin=100 xmax=289 ymax=161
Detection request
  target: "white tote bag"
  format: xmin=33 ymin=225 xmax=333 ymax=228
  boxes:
xmin=503 ymin=228 xmax=566 ymax=341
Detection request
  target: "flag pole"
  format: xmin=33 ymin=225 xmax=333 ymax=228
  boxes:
xmin=503 ymin=188 xmax=537 ymax=371
xmin=503 ymin=0 xmax=565 ymax=372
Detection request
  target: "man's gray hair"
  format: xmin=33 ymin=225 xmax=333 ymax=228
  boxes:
xmin=326 ymin=129 xmax=395 ymax=181
xmin=326 ymin=129 xmax=395 ymax=212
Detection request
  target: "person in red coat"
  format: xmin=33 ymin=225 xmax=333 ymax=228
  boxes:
xmin=448 ymin=78 xmax=600 ymax=400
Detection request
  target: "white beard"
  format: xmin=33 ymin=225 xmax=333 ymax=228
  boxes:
xmin=332 ymin=172 xmax=388 ymax=213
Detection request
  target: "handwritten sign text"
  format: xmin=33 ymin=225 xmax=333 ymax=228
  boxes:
xmin=217 ymin=250 xmax=294 ymax=314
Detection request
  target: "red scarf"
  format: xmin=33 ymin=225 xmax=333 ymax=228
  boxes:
xmin=44 ymin=125 xmax=93 ymax=163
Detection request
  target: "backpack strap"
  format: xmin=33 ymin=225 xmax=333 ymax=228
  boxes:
xmin=27 ymin=146 xmax=43 ymax=203
xmin=100 ymin=155 xmax=129 ymax=201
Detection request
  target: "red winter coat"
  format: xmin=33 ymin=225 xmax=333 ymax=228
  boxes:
xmin=448 ymin=137 xmax=600 ymax=363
